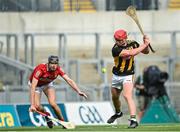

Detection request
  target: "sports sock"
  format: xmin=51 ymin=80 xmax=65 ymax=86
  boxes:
xmin=130 ymin=115 xmax=137 ymax=121
xmin=115 ymin=111 xmax=122 ymax=115
xmin=115 ymin=109 xmax=121 ymax=113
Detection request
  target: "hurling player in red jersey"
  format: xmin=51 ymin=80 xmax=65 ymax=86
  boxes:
xmin=29 ymin=55 xmax=87 ymax=128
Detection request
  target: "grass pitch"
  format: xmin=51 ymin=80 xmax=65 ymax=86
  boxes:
xmin=0 ymin=124 xmax=180 ymax=132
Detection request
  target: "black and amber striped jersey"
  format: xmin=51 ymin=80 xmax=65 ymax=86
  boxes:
xmin=112 ymin=40 xmax=139 ymax=76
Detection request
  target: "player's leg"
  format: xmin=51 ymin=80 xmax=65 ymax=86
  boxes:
xmin=33 ymin=86 xmax=53 ymax=129
xmin=33 ymin=87 xmax=47 ymax=112
xmin=28 ymin=82 xmax=44 ymax=112
xmin=123 ymin=82 xmax=138 ymax=128
xmin=43 ymin=87 xmax=64 ymax=121
xmin=111 ymin=88 xmax=121 ymax=113
xmin=123 ymin=82 xmax=136 ymax=115
xmin=107 ymin=87 xmax=123 ymax=123
xmin=107 ymin=74 xmax=123 ymax=124
xmin=34 ymin=91 xmax=43 ymax=111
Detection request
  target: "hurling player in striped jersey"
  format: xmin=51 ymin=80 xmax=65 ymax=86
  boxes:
xmin=107 ymin=29 xmax=150 ymax=128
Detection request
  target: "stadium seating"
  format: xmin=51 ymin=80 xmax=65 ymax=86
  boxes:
xmin=63 ymin=0 xmax=96 ymax=12
xmin=168 ymin=0 xmax=180 ymax=10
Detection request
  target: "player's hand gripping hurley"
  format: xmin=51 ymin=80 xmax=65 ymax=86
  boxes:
xmin=36 ymin=110 xmax=75 ymax=129
xmin=126 ymin=5 xmax=155 ymax=53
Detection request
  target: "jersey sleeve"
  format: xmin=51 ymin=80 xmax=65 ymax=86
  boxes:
xmin=57 ymin=66 xmax=65 ymax=76
xmin=33 ymin=68 xmax=43 ymax=80
xmin=112 ymin=46 xmax=123 ymax=57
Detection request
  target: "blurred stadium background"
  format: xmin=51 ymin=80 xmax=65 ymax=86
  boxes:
xmin=0 ymin=0 xmax=180 ymax=129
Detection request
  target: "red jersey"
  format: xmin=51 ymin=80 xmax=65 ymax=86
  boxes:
xmin=29 ymin=63 xmax=65 ymax=87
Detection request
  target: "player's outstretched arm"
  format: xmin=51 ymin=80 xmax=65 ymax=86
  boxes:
xmin=62 ymin=74 xmax=87 ymax=99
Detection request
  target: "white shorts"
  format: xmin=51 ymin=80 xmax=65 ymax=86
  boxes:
xmin=111 ymin=74 xmax=133 ymax=90
xmin=28 ymin=81 xmax=54 ymax=94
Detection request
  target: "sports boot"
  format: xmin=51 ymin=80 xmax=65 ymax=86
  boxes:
xmin=128 ymin=119 xmax=138 ymax=128
xmin=107 ymin=112 xmax=123 ymax=124
xmin=44 ymin=112 xmax=53 ymax=129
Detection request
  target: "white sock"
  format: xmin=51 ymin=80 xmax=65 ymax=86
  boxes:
xmin=130 ymin=118 xmax=137 ymax=121
xmin=116 ymin=112 xmax=122 ymax=115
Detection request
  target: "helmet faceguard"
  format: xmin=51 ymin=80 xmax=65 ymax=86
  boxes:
xmin=114 ymin=29 xmax=127 ymax=40
xmin=48 ymin=55 xmax=59 ymax=64
xmin=48 ymin=55 xmax=59 ymax=71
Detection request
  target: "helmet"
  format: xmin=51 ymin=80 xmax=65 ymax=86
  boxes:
xmin=48 ymin=55 xmax=59 ymax=64
xmin=114 ymin=29 xmax=127 ymax=40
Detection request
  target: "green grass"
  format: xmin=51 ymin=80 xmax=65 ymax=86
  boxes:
xmin=0 ymin=124 xmax=180 ymax=131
